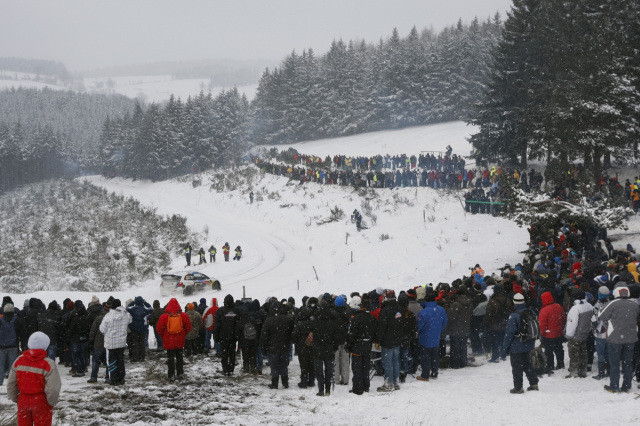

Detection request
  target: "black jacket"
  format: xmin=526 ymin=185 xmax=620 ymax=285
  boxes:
xmin=37 ymin=307 xmax=61 ymax=345
xmin=260 ymin=304 xmax=294 ymax=354
xmin=68 ymin=302 xmax=91 ymax=343
xmin=334 ymin=305 xmax=350 ymax=346
xmin=377 ymin=299 xmax=403 ymax=348
xmin=347 ymin=309 xmax=376 ymax=356
xmin=213 ymin=295 xmax=238 ymax=342
xmin=292 ymin=308 xmax=313 ymax=355
xmin=310 ymin=307 xmax=339 ymax=360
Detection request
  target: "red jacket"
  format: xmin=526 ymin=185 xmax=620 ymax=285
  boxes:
xmin=7 ymin=349 xmax=61 ymax=407
xmin=538 ymin=292 xmax=566 ymax=339
xmin=156 ymin=298 xmax=192 ymax=350
xmin=203 ymin=298 xmax=218 ymax=331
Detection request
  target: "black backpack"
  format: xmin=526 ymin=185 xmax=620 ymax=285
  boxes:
xmin=243 ymin=321 xmax=257 ymax=340
xmin=516 ymin=308 xmax=539 ymax=342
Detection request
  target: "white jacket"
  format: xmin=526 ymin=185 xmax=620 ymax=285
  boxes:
xmin=565 ymin=299 xmax=593 ymax=341
xmin=99 ymin=307 xmax=132 ymax=350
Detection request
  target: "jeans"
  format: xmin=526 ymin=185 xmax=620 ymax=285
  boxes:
xmin=381 ymin=346 xmax=400 ymax=385
xmin=47 ymin=344 xmax=57 ymax=361
xmin=72 ymin=342 xmax=88 ymax=375
xmin=608 ymin=342 xmax=635 ymax=391
xmin=0 ymin=347 xmax=19 ymax=385
xmin=399 ymin=347 xmax=411 ymax=374
xmin=267 ymin=352 xmax=290 ymax=378
xmin=256 ymin=346 xmax=264 ymax=372
xmin=167 ymin=348 xmax=184 ymax=378
xmin=154 ymin=329 xmax=163 ymax=350
xmin=594 ymin=337 xmax=608 ymax=374
xmin=489 ymin=330 xmax=506 ymax=361
xmin=510 ymin=351 xmax=538 ymax=390
xmin=204 ymin=330 xmax=214 ymax=352
xmin=541 ymin=336 xmax=564 ymax=371
xmin=90 ymin=347 xmax=107 ymax=380
xmin=419 ymin=346 xmax=439 ymax=379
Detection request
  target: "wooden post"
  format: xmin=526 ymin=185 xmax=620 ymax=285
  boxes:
xmin=345 ymin=233 xmax=349 ymax=245
xmin=423 ymin=210 xmax=426 ymax=223
xmin=351 ymin=251 xmax=353 ymax=263
xmin=313 ymin=266 xmax=319 ymax=281
xmin=297 ymin=280 xmax=300 ymax=290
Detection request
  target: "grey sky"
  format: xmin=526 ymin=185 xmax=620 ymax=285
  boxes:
xmin=0 ymin=0 xmax=513 ymax=71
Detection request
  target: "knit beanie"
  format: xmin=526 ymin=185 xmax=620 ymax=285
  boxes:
xmin=28 ymin=332 xmax=50 ymax=350
xmin=598 ymin=286 xmax=610 ymax=299
xmin=3 ymin=303 xmax=14 ymax=313
xmin=335 ymin=297 xmax=345 ymax=307
xmin=416 ymin=286 xmax=427 ymax=300
xmin=513 ymin=293 xmax=525 ymax=305
xmin=187 ymin=303 xmax=195 ymax=311
xmin=348 ymin=296 xmax=362 ymax=310
xmin=91 ymin=295 xmax=100 ymax=305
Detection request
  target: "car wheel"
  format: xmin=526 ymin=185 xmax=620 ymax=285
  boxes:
xmin=183 ymin=285 xmax=194 ymax=296
xmin=212 ymin=280 xmax=221 ymax=291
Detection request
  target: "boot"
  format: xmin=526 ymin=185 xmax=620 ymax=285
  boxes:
xmin=298 ymin=373 xmax=308 ymax=388
xmin=308 ymin=376 xmax=315 ymax=387
xmin=399 ymin=372 xmax=407 ymax=383
xmin=268 ymin=377 xmax=278 ymax=389
xmin=325 ymin=382 xmax=331 ymax=396
xmin=316 ymin=382 xmax=324 ymax=396
xmin=593 ymin=362 xmax=606 ymax=380
xmin=282 ymin=375 xmax=289 ymax=389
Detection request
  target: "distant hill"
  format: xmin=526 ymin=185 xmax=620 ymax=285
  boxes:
xmin=0 ymin=57 xmax=72 ymax=83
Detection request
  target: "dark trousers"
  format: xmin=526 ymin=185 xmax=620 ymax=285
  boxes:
xmin=608 ymin=342 xmax=634 ymax=391
xmin=72 ymin=341 xmax=88 ymax=374
xmin=267 ymin=352 xmax=290 ymax=378
xmin=351 ymin=353 xmax=370 ymax=394
xmin=241 ymin=344 xmax=258 ymax=373
xmin=298 ymin=349 xmax=315 ymax=385
xmin=489 ymin=329 xmax=506 ymax=361
xmin=314 ymin=357 xmax=334 ymax=391
xmin=186 ymin=254 xmax=191 ymax=266
xmin=469 ymin=316 xmax=484 ymax=354
xmin=185 ymin=339 xmax=198 ymax=357
xmin=510 ymin=351 xmax=538 ymax=390
xmin=541 ymin=336 xmax=564 ymax=371
xmin=419 ymin=346 xmax=439 ymax=378
xmin=107 ymin=348 xmax=126 ymax=384
xmin=449 ymin=336 xmax=468 ymax=368
xmin=167 ymin=348 xmax=184 ymax=378
xmin=90 ymin=347 xmax=106 ymax=381
xmin=220 ymin=340 xmax=236 ymax=373
xmin=130 ymin=332 xmax=146 ymax=361
xmin=210 ymin=254 xmax=216 ymax=262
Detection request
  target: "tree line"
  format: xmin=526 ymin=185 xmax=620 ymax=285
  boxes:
xmin=469 ymin=0 xmax=640 ymax=172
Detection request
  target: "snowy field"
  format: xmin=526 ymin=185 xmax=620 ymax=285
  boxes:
xmin=2 ymin=122 xmax=640 ymax=424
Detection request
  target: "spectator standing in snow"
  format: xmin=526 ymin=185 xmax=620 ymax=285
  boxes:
xmin=198 ymin=247 xmax=207 ymax=265
xmin=484 ymin=284 xmax=511 ymax=363
xmin=333 ymin=296 xmax=350 ymax=386
xmin=503 ymin=293 xmax=539 ymax=393
xmin=591 ymin=286 xmax=611 ymax=380
xmin=261 ymin=301 xmax=294 ymax=388
xmin=208 ymin=245 xmax=216 ymax=263
xmin=376 ymin=291 xmax=403 ymax=392
xmin=564 ymin=289 xmax=593 ymax=378
xmin=233 ymin=246 xmax=242 ymax=261
xmin=87 ymin=301 xmax=109 ymax=384
xmin=184 ymin=243 xmax=192 ymax=266
xmin=538 ymin=291 xmax=566 ymax=374
xmin=222 ymin=243 xmax=230 ymax=262
xmin=597 ymin=285 xmax=639 ymax=393
xmin=99 ymin=299 xmax=132 ymax=386
xmin=68 ymin=301 xmax=90 ymax=377
xmin=0 ymin=303 xmax=23 ymax=386
xmin=214 ymin=295 xmax=239 ymax=376
xmin=126 ymin=297 xmax=153 ymax=362
xmin=416 ymin=291 xmax=447 ymax=381
xmin=6 ymin=332 xmax=61 ymax=426
xmin=156 ymin=298 xmax=192 ymax=381
xmin=249 ymin=191 xmax=254 ymax=204
xmin=310 ymin=298 xmax=339 ymax=396
xmin=347 ymin=296 xmax=376 ymax=394
xmin=203 ymin=298 xmax=218 ymax=355
xmin=148 ymin=300 xmax=164 ymax=351
xmin=184 ymin=303 xmax=202 ymax=358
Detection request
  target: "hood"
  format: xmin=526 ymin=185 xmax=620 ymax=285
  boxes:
xmin=134 ymin=296 xmax=144 ymax=306
xmin=23 ymin=349 xmax=48 ymax=362
xmin=211 ymin=298 xmax=218 ymax=307
xmin=199 ymin=298 xmax=206 ymax=305
xmin=492 ymin=284 xmax=504 ymax=297
xmin=541 ymin=292 xmax=554 ymax=306
xmin=223 ymin=294 xmax=234 ymax=307
xmin=165 ymin=298 xmax=182 ymax=314
xmin=74 ymin=300 xmax=87 ymax=315
xmin=2 ymin=296 xmax=13 ymax=307
xmin=48 ymin=301 xmax=60 ymax=311
xmin=250 ymin=299 xmax=261 ymax=312
xmin=398 ymin=293 xmax=409 ymax=309
xmin=297 ymin=306 xmax=311 ymax=321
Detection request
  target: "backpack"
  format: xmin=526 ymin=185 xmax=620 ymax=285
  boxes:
xmin=243 ymin=321 xmax=257 ymax=340
xmin=516 ymin=308 xmax=540 ymax=342
xmin=0 ymin=316 xmax=17 ymax=347
xmin=167 ymin=313 xmax=184 ymax=335
xmin=529 ymin=346 xmax=547 ymax=372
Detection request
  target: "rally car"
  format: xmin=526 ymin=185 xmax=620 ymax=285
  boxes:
xmin=160 ymin=271 xmax=221 ymax=297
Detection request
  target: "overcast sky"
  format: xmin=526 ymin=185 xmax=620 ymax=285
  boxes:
xmin=0 ymin=0 xmax=514 ymax=71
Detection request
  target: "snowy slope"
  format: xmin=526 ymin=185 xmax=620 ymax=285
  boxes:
xmin=2 ymin=122 xmax=640 ymax=425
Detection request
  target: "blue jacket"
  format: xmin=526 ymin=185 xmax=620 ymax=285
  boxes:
xmin=126 ymin=296 xmax=153 ymax=334
xmin=416 ymin=302 xmax=447 ymax=348
xmin=502 ymin=304 xmax=536 ymax=355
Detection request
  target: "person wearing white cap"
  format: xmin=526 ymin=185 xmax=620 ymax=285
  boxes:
xmin=6 ymin=331 xmax=61 ymax=426
xmin=502 ymin=293 xmax=538 ymax=394
xmin=597 ymin=284 xmax=640 ymax=393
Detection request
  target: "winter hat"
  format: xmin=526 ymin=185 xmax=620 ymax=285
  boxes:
xmin=187 ymin=303 xmax=195 ymax=311
xmin=424 ymin=291 xmax=436 ymax=303
xmin=349 ymin=296 xmax=362 ymax=310
xmin=416 ymin=286 xmax=427 ymax=300
xmin=91 ymin=295 xmax=100 ymax=305
xmin=335 ymin=297 xmax=345 ymax=307
xmin=376 ymin=287 xmax=384 ymax=295
xmin=105 ymin=296 xmax=115 ymax=309
xmin=28 ymin=332 xmax=50 ymax=351
xmin=307 ymin=297 xmax=318 ymax=309
xmin=111 ymin=299 xmax=122 ymax=309
xmin=613 ymin=286 xmax=630 ymax=299
xmin=513 ymin=293 xmax=525 ymax=305
xmin=66 ymin=300 xmax=75 ymax=310
xmin=153 ymin=300 xmax=160 ymax=308
xmin=200 ymin=298 xmax=206 ymax=304
xmin=598 ymin=286 xmax=611 ymax=299
xmin=407 ymin=289 xmax=417 ymax=299
xmin=3 ymin=303 xmax=14 ymax=313
xmin=384 ymin=290 xmax=396 ymax=302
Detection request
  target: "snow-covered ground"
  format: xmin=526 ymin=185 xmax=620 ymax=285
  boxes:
xmin=2 ymin=121 xmax=640 ymax=425
xmin=83 ymin=75 xmax=258 ymax=103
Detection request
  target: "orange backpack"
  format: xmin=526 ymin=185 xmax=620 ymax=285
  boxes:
xmin=167 ymin=313 xmax=184 ymax=335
